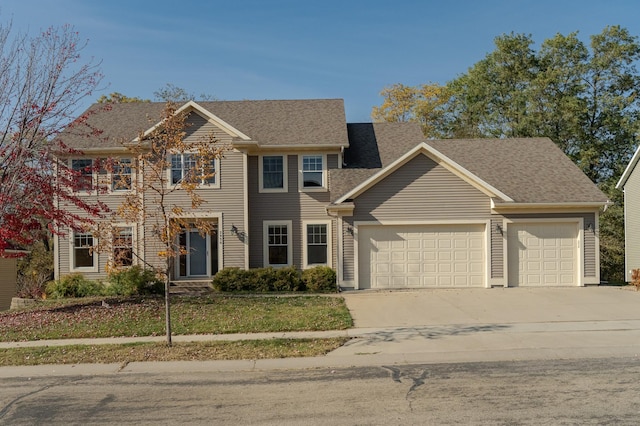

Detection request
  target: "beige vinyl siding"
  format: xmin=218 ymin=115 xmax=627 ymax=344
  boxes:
xmin=624 ymin=166 xmax=640 ymax=281
xmin=57 ymin=189 xmax=135 ymax=280
xmin=0 ymin=258 xmax=17 ymax=310
xmin=490 ymin=218 xmax=504 ymax=279
xmin=248 ymin=154 xmax=337 ymax=269
xmin=500 ymin=212 xmax=597 ymax=279
xmin=352 ymin=155 xmax=491 ymax=222
xmin=143 ymin=150 xmax=246 ymax=274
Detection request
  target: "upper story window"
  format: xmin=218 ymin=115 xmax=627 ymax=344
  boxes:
xmin=70 ymin=158 xmax=133 ymax=194
xmin=259 ymin=155 xmax=288 ymax=192
xmin=71 ymin=159 xmax=94 ymax=192
xmin=300 ymin=154 xmax=327 ymax=191
xmin=111 ymin=158 xmax=132 ymax=191
xmin=170 ymin=153 xmax=218 ymax=187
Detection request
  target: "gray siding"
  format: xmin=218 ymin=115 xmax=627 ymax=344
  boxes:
xmin=490 ymin=218 xmax=504 ymax=279
xmin=351 ymin=155 xmax=491 ymax=222
xmin=342 ymin=217 xmax=355 ymax=282
xmin=0 ymin=258 xmax=17 ymax=310
xmin=498 ymin=212 xmax=597 ymax=279
xmin=624 ymin=166 xmax=640 ymax=281
xmin=248 ymin=154 xmax=337 ymax=269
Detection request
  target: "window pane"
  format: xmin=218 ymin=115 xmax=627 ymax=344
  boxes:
xmin=308 ymin=245 xmax=327 ymax=265
xmin=268 ymin=225 xmax=288 ymax=265
xmin=74 ymin=233 xmax=94 ymax=268
xmin=203 ymin=159 xmax=216 ymax=185
xmin=263 ymin=156 xmax=283 ymax=189
xmin=72 ymin=159 xmax=93 ymax=191
xmin=171 ymin=154 xmax=182 ymax=184
xmin=269 ymin=246 xmax=288 ymax=265
xmin=307 ymin=224 xmax=327 ymax=265
xmin=113 ymin=227 xmax=133 ymax=266
xmin=302 ymin=156 xmax=323 ymax=188
xmin=112 ymin=158 xmax=132 ymax=191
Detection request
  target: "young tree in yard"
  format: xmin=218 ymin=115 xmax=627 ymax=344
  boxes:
xmin=110 ymin=102 xmax=225 ymax=346
xmin=0 ymin=22 xmax=105 ymax=254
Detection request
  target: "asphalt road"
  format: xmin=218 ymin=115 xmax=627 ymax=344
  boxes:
xmin=1 ymin=357 xmax=639 ymax=425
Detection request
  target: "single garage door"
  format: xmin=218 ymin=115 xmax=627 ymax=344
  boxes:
xmin=507 ymin=222 xmax=578 ymax=287
xmin=358 ymin=224 xmax=486 ymax=289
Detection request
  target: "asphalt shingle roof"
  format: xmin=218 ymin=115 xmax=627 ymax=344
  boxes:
xmin=58 ymin=99 xmax=349 ymax=149
xmin=59 ymin=98 xmax=607 ymax=205
xmin=427 ymin=138 xmax=609 ymax=204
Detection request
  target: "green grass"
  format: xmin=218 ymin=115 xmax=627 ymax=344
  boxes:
xmin=0 ymin=295 xmax=353 ymax=342
xmin=0 ymin=338 xmax=349 ymax=366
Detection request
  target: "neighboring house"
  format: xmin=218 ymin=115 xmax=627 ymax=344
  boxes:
xmin=0 ymin=252 xmax=20 ymax=310
xmin=54 ymin=99 xmax=609 ymax=289
xmin=617 ymin=145 xmax=640 ymax=282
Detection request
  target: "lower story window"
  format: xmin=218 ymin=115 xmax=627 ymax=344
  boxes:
xmin=113 ymin=226 xmax=133 ymax=266
xmin=265 ymin=222 xmax=291 ymax=266
xmin=73 ymin=233 xmax=95 ymax=269
xmin=306 ymin=223 xmax=328 ymax=266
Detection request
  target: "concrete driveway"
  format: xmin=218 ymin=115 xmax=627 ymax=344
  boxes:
xmin=331 ymin=286 xmax=640 ymax=363
xmin=341 ymin=286 xmax=640 ymax=328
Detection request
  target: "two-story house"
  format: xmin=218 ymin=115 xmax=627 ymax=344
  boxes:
xmin=54 ymin=99 xmax=609 ymax=290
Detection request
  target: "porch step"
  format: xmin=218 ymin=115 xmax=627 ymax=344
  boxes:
xmin=169 ymin=280 xmax=213 ymax=296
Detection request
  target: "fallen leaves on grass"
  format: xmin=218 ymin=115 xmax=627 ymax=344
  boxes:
xmin=0 ymin=338 xmax=349 ymax=366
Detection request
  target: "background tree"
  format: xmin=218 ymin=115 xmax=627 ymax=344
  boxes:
xmin=372 ymin=26 xmax=640 ymax=282
xmin=97 ymin=92 xmax=149 ymax=103
xmin=106 ymin=102 xmax=225 ymax=345
xmin=0 ymin=22 xmax=105 ymax=255
xmin=153 ymin=83 xmax=217 ymax=103
xmin=371 ymin=83 xmax=450 ymax=138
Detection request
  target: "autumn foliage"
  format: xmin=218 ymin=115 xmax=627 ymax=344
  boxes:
xmin=0 ymin=22 xmax=105 ymax=255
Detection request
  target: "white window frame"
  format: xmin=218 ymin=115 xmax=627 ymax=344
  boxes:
xmin=263 ymin=220 xmax=293 ymax=267
xmin=168 ymin=153 xmax=220 ymax=189
xmin=259 ymin=154 xmax=288 ymax=193
xmin=111 ymin=224 xmax=136 ymax=267
xmin=298 ymin=154 xmax=327 ymax=192
xmin=70 ymin=158 xmax=96 ymax=194
xmin=70 ymin=231 xmax=98 ymax=273
xmin=303 ymin=220 xmax=332 ymax=269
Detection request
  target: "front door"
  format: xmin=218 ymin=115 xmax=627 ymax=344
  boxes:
xmin=178 ymin=226 xmax=218 ymax=278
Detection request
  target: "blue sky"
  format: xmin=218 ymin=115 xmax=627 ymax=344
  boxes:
xmin=1 ymin=0 xmax=639 ymax=122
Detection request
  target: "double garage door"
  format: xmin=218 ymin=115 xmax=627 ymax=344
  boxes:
xmin=358 ymin=224 xmax=486 ymax=289
xmin=357 ymin=222 xmax=579 ymax=289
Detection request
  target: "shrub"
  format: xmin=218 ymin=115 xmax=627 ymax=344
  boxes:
xmin=211 ymin=267 xmax=252 ymax=292
xmin=46 ymin=273 xmax=105 ymax=299
xmin=16 ymin=240 xmax=54 ymax=299
xmin=211 ymin=266 xmax=336 ymax=293
xmin=273 ymin=266 xmax=303 ymax=291
xmin=106 ymin=266 xmax=164 ymax=296
xmin=302 ymin=266 xmax=337 ymax=293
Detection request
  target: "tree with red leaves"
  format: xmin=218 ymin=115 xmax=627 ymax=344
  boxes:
xmin=0 ymin=22 xmax=105 ymax=255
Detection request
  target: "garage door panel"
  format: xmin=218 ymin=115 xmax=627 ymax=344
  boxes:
xmin=508 ymin=222 xmax=578 ymax=287
xmin=359 ymin=224 xmax=485 ymax=289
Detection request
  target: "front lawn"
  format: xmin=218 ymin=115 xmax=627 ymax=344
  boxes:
xmin=0 ymin=295 xmax=353 ymax=342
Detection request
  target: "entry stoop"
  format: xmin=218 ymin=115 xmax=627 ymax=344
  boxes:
xmin=169 ymin=280 xmax=213 ymax=296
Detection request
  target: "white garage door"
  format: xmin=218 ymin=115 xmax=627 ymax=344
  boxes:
xmin=507 ymin=222 xmax=578 ymax=287
xmin=358 ymin=224 xmax=486 ymax=289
